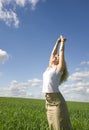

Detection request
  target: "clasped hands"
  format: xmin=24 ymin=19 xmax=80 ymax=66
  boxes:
xmin=57 ymin=35 xmax=67 ymax=43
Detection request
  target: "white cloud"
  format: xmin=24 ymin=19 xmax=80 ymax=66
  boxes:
xmin=16 ymin=0 xmax=26 ymax=7
xmin=28 ymin=0 xmax=39 ymax=10
xmin=86 ymin=89 xmax=89 ymax=94
xmin=68 ymin=70 xmax=89 ymax=82
xmin=0 ymin=0 xmax=45 ymax=27
xmin=0 ymin=9 xmax=19 ymax=27
xmin=0 ymin=0 xmax=19 ymax=28
xmin=28 ymin=78 xmax=42 ymax=86
xmin=80 ymin=61 xmax=89 ymax=65
xmin=60 ymin=61 xmax=89 ymax=102
xmin=60 ymin=82 xmax=89 ymax=102
xmin=0 ymin=49 xmax=9 ymax=63
xmin=0 ymin=78 xmax=43 ymax=98
xmin=15 ymin=0 xmax=40 ymax=8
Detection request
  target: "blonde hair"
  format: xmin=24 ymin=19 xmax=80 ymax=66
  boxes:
xmin=60 ymin=60 xmax=69 ymax=84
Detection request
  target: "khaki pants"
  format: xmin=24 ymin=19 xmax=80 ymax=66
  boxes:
xmin=45 ymin=93 xmax=72 ymax=130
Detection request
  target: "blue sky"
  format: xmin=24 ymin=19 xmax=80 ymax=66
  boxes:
xmin=0 ymin=0 xmax=89 ymax=102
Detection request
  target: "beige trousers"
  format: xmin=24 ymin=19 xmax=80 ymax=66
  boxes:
xmin=45 ymin=92 xmax=72 ymax=130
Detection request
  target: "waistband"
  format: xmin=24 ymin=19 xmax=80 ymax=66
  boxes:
xmin=45 ymin=92 xmax=61 ymax=98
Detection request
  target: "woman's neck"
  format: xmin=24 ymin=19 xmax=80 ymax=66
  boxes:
xmin=49 ymin=64 xmax=57 ymax=68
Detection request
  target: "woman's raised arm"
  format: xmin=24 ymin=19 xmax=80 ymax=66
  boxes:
xmin=49 ymin=37 xmax=61 ymax=66
xmin=57 ymin=35 xmax=67 ymax=72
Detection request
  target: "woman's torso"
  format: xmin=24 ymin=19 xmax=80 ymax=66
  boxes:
xmin=42 ymin=66 xmax=63 ymax=94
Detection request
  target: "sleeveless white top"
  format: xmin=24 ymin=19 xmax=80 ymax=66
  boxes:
xmin=42 ymin=66 xmax=63 ymax=93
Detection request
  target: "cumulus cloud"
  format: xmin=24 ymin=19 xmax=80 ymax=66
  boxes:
xmin=16 ymin=0 xmax=26 ymax=7
xmin=28 ymin=78 xmax=42 ymax=86
xmin=0 ymin=0 xmax=45 ymax=27
xmin=0 ymin=78 xmax=43 ymax=98
xmin=86 ymin=88 xmax=89 ymax=94
xmin=16 ymin=0 xmax=40 ymax=8
xmin=60 ymin=82 xmax=89 ymax=102
xmin=60 ymin=61 xmax=89 ymax=102
xmin=0 ymin=49 xmax=9 ymax=63
xmin=68 ymin=70 xmax=89 ymax=82
xmin=0 ymin=0 xmax=19 ymax=27
xmin=8 ymin=80 xmax=28 ymax=97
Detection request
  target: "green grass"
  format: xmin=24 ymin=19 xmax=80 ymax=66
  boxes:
xmin=0 ymin=97 xmax=89 ymax=130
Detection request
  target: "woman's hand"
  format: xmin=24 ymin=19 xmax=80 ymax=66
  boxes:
xmin=60 ymin=35 xmax=67 ymax=43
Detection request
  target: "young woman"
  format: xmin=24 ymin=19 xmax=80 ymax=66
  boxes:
xmin=42 ymin=35 xmax=72 ymax=130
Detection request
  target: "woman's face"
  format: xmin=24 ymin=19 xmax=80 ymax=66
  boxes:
xmin=52 ymin=55 xmax=59 ymax=64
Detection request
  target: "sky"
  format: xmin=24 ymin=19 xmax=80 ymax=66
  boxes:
xmin=0 ymin=0 xmax=89 ymax=102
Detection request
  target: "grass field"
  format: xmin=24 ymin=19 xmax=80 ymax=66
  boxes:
xmin=0 ymin=97 xmax=89 ymax=130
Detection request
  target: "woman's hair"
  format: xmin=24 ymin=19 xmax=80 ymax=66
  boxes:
xmin=60 ymin=60 xmax=69 ymax=84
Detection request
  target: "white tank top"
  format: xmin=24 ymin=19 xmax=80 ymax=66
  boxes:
xmin=42 ymin=66 xmax=63 ymax=93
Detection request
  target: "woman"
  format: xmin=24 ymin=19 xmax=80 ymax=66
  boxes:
xmin=42 ymin=35 xmax=72 ymax=130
